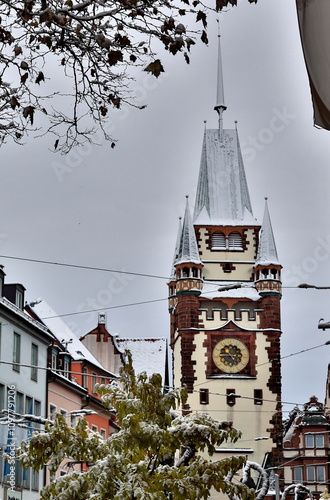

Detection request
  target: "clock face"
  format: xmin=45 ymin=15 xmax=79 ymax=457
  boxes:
xmin=213 ymin=338 xmax=249 ymax=374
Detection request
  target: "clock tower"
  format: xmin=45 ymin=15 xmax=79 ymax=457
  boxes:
xmin=168 ymin=35 xmax=283 ymax=483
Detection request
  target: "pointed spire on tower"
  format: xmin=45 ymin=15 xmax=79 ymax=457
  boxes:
xmin=174 ymin=196 xmax=202 ymax=266
xmin=193 ymin=29 xmax=255 ymax=226
xmin=214 ymin=21 xmax=227 ymax=136
xmin=255 ymin=198 xmax=280 ymax=266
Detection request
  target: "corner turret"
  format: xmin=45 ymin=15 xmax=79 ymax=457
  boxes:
xmin=254 ymin=198 xmax=282 ymax=297
xmin=168 ymin=197 xmax=203 ymax=311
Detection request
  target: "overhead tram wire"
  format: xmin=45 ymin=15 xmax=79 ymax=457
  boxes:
xmin=0 ymin=254 xmax=171 ymax=281
xmin=2 ymin=253 xmax=330 ymax=289
xmin=0 ymin=359 xmax=117 ymax=379
xmin=192 ymin=340 xmax=330 ymax=389
xmin=256 ymin=341 xmax=330 ymax=367
xmin=0 ymin=356 xmax=317 ymax=409
xmin=3 ymin=256 xmax=330 ymax=385
xmin=41 ymin=296 xmax=169 ymax=320
xmin=0 ymin=360 xmax=314 ymax=406
xmin=1 ymin=251 xmax=330 ymax=320
xmin=28 ymin=283 xmax=256 ymax=320
xmin=22 ymin=282 xmax=330 ymax=321
xmin=0 ymin=357 xmax=324 ymax=411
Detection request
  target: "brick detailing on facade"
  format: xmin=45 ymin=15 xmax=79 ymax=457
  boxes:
xmin=267 ymin=400 xmax=284 ymax=479
xmin=256 ymin=294 xmax=283 ymax=473
xmin=180 ymin=331 xmax=197 ymax=393
xmin=220 ymin=262 xmax=236 ymax=273
xmin=252 ymin=227 xmax=260 ymax=257
xmin=257 ymin=296 xmax=281 ymax=330
xmin=176 ymin=294 xmax=201 ymax=331
xmin=199 ymin=298 xmax=258 ymax=322
xmin=171 ymin=294 xmax=203 ymax=393
xmin=203 ymin=327 xmax=257 ymax=378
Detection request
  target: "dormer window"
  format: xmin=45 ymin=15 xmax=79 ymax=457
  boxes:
xmin=51 ymin=348 xmax=58 ymax=371
xmin=3 ymin=283 xmax=25 ymax=309
xmin=16 ymin=289 xmax=23 ymax=309
xmin=63 ymin=356 xmax=70 ymax=379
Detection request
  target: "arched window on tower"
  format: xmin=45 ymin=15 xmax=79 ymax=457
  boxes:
xmin=261 ymin=268 xmax=269 ymax=279
xmin=182 ymin=267 xmax=189 ymax=278
xmin=192 ymin=267 xmax=199 ymax=278
xmin=271 ymin=268 xmax=278 ymax=280
xmin=211 ymin=232 xmax=226 ymax=250
xmin=228 ymin=232 xmax=243 ymax=250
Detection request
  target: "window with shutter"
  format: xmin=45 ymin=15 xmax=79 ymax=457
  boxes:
xmin=211 ymin=232 xmax=226 ymax=249
xmin=228 ymin=232 xmax=243 ymax=250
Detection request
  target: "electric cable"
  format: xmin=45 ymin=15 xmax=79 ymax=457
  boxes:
xmin=1 ymin=252 xmax=330 ymax=289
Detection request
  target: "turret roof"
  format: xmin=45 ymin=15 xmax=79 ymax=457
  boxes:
xmin=255 ymin=199 xmax=280 ymax=267
xmin=174 ymin=197 xmax=202 ymax=266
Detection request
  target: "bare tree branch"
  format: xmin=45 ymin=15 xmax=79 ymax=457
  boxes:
xmin=0 ymin=0 xmax=256 ymax=153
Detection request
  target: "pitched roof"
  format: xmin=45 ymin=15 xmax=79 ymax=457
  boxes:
xmin=174 ymin=197 xmax=202 ymax=266
xmin=28 ymin=298 xmax=115 ymax=374
xmin=117 ymin=337 xmax=168 ymax=381
xmin=193 ymin=128 xmax=255 ymax=226
xmin=0 ymin=296 xmax=51 ymax=338
xmin=255 ymin=199 xmax=280 ymax=267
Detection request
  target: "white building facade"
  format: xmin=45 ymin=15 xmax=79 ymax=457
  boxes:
xmin=0 ymin=268 xmax=52 ymax=500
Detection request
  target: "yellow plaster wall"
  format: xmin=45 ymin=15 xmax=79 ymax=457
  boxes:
xmin=172 ymin=308 xmax=279 ymax=475
xmin=197 ymin=228 xmax=257 ymax=281
xmin=198 ymin=228 xmax=257 ymax=261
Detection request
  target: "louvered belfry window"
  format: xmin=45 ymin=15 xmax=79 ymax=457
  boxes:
xmin=228 ymin=232 xmax=243 ymax=250
xmin=211 ymin=232 xmax=243 ymax=250
xmin=211 ymin=232 xmax=226 ymax=249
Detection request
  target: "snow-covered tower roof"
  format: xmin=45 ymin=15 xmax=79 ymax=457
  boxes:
xmin=255 ymin=198 xmax=280 ymax=267
xmin=174 ymin=196 xmax=202 ymax=266
xmin=193 ymin=33 xmax=254 ymax=226
xmin=193 ymin=127 xmax=254 ymax=225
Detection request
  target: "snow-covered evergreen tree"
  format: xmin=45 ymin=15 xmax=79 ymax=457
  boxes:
xmin=20 ymin=353 xmax=253 ymax=500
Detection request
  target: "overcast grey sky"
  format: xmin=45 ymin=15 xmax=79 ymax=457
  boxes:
xmin=1 ymin=0 xmax=330 ymax=417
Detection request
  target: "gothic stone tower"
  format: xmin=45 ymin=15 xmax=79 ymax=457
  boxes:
xmin=168 ymin=35 xmax=283 ymax=480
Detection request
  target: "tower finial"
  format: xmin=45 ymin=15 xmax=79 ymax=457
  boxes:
xmin=214 ymin=19 xmax=227 ymax=137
